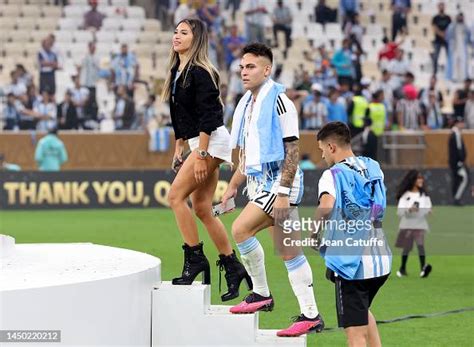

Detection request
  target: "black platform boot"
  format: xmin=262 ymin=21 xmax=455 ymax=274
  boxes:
xmin=216 ymin=250 xmax=253 ymax=302
xmin=172 ymin=242 xmax=210 ymax=285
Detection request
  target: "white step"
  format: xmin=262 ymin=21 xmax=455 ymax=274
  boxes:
xmin=152 ymin=281 xmax=306 ymax=346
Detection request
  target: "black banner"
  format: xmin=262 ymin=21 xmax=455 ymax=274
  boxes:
xmin=0 ymin=169 xmax=471 ymax=210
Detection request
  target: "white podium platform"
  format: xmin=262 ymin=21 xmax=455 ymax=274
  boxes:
xmin=152 ymin=282 xmax=306 ymax=347
xmin=0 ymin=242 xmax=161 ymax=346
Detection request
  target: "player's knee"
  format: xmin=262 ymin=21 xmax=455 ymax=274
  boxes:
xmin=193 ymin=202 xmax=211 ymax=221
xmin=232 ymin=220 xmax=252 ymax=243
xmin=167 ymin=188 xmax=181 ymax=209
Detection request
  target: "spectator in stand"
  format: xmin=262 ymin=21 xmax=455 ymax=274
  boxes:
xmin=3 ymin=93 xmax=20 ymax=131
xmin=418 ymin=75 xmax=443 ymax=108
xmin=446 ymin=13 xmax=471 ymax=82
xmin=299 ymin=154 xmax=317 ymax=170
xmin=225 ymin=0 xmax=241 ymax=21
xmin=360 ymin=77 xmax=372 ymax=101
xmin=452 ymin=78 xmax=471 ymax=121
xmin=347 ymin=83 xmax=369 ymax=136
xmin=387 ymin=49 xmax=410 ymax=89
xmin=80 ymin=42 xmax=100 ymax=121
xmin=366 ymin=90 xmax=387 ymax=136
xmin=295 ymin=70 xmax=313 ymax=92
xmin=315 ymin=0 xmax=337 ymax=25
xmin=373 ymin=70 xmax=395 ymax=127
xmin=38 ymin=38 xmax=59 ymax=95
xmin=397 ymin=84 xmax=423 ymax=130
xmin=431 ymin=1 xmax=451 ymax=75
xmin=35 ymin=127 xmax=68 ymax=171
xmin=314 ymin=44 xmax=331 ymax=71
xmin=378 ymin=35 xmax=405 ymax=64
xmin=113 ymin=85 xmax=135 ymax=130
xmin=361 ymin=117 xmax=378 ymax=160
xmin=111 ymin=44 xmax=138 ymax=97
xmin=136 ymin=94 xmax=158 ymax=131
xmin=332 ymin=38 xmax=354 ymax=87
xmin=83 ymin=0 xmax=106 ymax=31
xmin=222 ymin=25 xmax=246 ymax=70
xmin=314 ymin=61 xmax=338 ymax=92
xmin=196 ymin=0 xmax=220 ymax=33
xmin=70 ymin=75 xmax=90 ymax=129
xmin=303 ymin=83 xmax=327 ymax=130
xmin=15 ymin=64 xmax=33 ymax=88
xmin=272 ymin=0 xmax=293 ymax=57
xmin=465 ymin=86 xmax=474 ymax=129
xmin=339 ymin=0 xmax=359 ymax=29
xmin=0 ymin=154 xmax=21 ymax=171
xmin=5 ymin=70 xmax=27 ymax=97
xmin=33 ymin=90 xmax=57 ymax=132
xmin=243 ymin=0 xmax=267 ymax=43
xmin=327 ymin=89 xmax=348 ymax=123
xmin=344 ymin=12 xmax=364 ymax=48
xmin=338 ymin=80 xmax=354 ymax=106
xmin=57 ymin=91 xmax=79 ymax=130
xmin=421 ymin=91 xmax=444 ymax=129
xmin=391 ymin=0 xmax=411 ymax=41
xmin=16 ymin=94 xmax=37 ymax=130
xmin=174 ymin=0 xmax=195 ymax=26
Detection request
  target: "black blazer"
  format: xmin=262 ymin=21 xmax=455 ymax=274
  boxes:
xmin=169 ymin=64 xmax=224 ymax=140
xmin=448 ymin=131 xmax=466 ymax=170
xmin=57 ymin=102 xmax=78 ymax=129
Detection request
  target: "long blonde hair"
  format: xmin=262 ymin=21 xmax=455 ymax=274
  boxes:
xmin=161 ymin=19 xmax=220 ymax=102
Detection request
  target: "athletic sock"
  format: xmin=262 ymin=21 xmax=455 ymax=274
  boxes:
xmin=236 ymin=237 xmax=270 ymax=297
xmin=417 ymin=245 xmax=426 ymax=270
xmin=400 ymin=255 xmax=408 ymax=271
xmin=284 ymin=254 xmax=319 ymax=319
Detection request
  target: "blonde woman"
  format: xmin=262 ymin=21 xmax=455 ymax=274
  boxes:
xmin=162 ymin=19 xmax=251 ymax=301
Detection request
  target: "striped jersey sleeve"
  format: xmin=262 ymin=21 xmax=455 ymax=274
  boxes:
xmin=276 ymin=93 xmax=299 ymax=140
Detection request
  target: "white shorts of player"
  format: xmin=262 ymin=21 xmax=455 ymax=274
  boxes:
xmin=250 ymin=170 xmax=304 ymax=216
xmin=188 ymin=126 xmax=232 ymax=165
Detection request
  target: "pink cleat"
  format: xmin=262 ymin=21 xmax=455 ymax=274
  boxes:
xmin=229 ymin=292 xmax=274 ymax=314
xmin=277 ymin=314 xmax=325 ymax=337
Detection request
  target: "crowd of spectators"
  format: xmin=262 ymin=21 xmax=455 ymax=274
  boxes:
xmin=1 ymin=0 xmax=474 ymax=137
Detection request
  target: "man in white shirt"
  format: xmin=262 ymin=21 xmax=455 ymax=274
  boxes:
xmin=69 ymin=75 xmax=90 ymax=129
xmin=80 ymin=42 xmax=100 ymax=121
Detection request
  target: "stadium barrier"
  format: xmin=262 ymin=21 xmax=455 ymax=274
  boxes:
xmin=0 ymin=169 xmax=472 ymax=209
xmin=1 ymin=131 xmax=473 ymax=170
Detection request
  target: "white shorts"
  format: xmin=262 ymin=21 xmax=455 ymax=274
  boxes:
xmin=188 ymin=126 xmax=232 ymax=165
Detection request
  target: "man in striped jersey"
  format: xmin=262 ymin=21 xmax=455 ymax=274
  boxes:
xmin=315 ymin=121 xmax=391 ymax=346
xmin=221 ymin=43 xmax=324 ymax=337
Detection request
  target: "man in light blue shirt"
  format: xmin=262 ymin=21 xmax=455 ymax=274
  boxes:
xmin=34 ymin=128 xmax=68 ymax=171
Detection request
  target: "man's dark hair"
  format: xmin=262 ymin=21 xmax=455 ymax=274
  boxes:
xmin=242 ymin=43 xmax=273 ymax=63
xmin=317 ymin=121 xmax=351 ymax=146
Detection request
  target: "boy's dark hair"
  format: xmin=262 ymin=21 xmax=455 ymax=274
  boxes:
xmin=316 ymin=121 xmax=351 ymax=146
xmin=242 ymin=43 xmax=273 ymax=63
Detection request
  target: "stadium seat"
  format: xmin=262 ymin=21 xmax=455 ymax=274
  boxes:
xmin=21 ymin=5 xmax=41 ymax=17
xmin=73 ymin=30 xmax=94 ymax=43
xmin=156 ymin=32 xmax=173 ymax=44
xmin=96 ymin=31 xmax=117 ymax=43
xmin=122 ymin=19 xmax=143 ymax=32
xmin=111 ymin=0 xmax=130 ymax=5
xmin=126 ymin=6 xmax=145 ymax=19
xmin=117 ymin=31 xmax=138 ymax=45
xmin=143 ymin=19 xmax=161 ymax=32
xmin=137 ymin=32 xmax=159 ymax=44
xmin=3 ymin=43 xmax=26 ymax=58
xmin=25 ymin=42 xmax=39 ymax=57
xmin=63 ymin=5 xmax=87 ymax=18
xmin=16 ymin=18 xmax=37 ymax=31
xmin=7 ymin=30 xmax=31 ymax=43
xmin=1 ymin=5 xmax=21 ymax=18
xmin=59 ymin=17 xmax=81 ymax=31
xmin=36 ymin=18 xmax=58 ymax=31
xmin=30 ymin=30 xmax=51 ymax=43
xmin=42 ymin=5 xmax=63 ymax=18
xmin=102 ymin=17 xmax=123 ymax=31
xmin=69 ymin=0 xmax=89 ymax=5
xmin=0 ymin=18 xmax=17 ymax=31
xmin=54 ymin=30 xmax=74 ymax=44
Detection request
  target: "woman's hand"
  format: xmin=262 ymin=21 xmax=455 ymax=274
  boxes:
xmin=194 ymin=158 xmax=208 ymax=184
xmin=172 ymin=141 xmax=184 ymax=173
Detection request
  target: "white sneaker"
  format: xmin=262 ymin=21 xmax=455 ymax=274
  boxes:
xmin=396 ymin=270 xmax=407 ymax=277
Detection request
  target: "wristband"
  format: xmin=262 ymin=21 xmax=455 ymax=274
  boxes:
xmin=277 ymin=186 xmax=290 ymax=196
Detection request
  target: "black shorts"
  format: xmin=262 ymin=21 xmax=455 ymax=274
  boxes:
xmin=335 ymin=273 xmax=389 ymax=328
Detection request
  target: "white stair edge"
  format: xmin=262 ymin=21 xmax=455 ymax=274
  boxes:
xmin=256 ymin=330 xmax=306 ymax=346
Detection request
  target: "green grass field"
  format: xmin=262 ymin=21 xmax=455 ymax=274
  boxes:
xmin=1 ymin=207 xmax=473 ymax=346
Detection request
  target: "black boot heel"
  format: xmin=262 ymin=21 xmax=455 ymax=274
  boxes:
xmin=172 ymin=242 xmax=211 ymax=285
xmin=217 ymin=250 xmax=252 ymax=302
